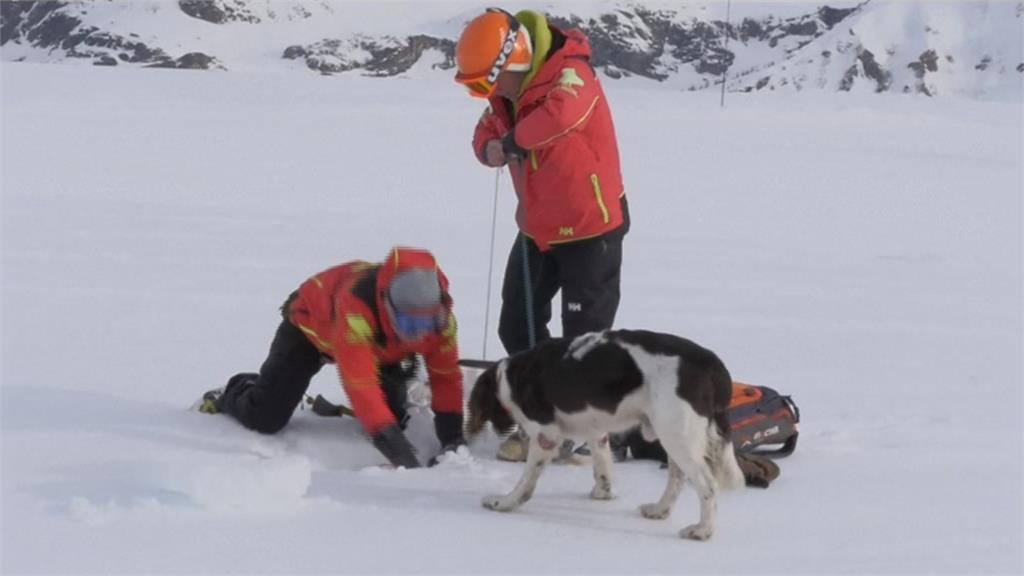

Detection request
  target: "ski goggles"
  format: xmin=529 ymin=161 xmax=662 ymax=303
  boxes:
xmin=393 ymin=311 xmax=440 ymax=340
xmin=455 ymin=12 xmax=522 ymax=99
xmin=389 ymin=302 xmax=449 ymax=342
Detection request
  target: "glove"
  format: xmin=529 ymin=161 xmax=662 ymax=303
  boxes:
xmin=434 ymin=412 xmax=465 ymax=448
xmin=501 ymin=131 xmax=526 ymax=160
xmin=428 ymin=443 xmax=466 ymax=467
xmin=371 ymin=424 xmax=421 ymax=469
xmin=428 ymin=412 xmax=466 ymax=467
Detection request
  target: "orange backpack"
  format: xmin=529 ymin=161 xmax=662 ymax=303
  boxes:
xmin=728 ymin=383 xmax=800 ymax=457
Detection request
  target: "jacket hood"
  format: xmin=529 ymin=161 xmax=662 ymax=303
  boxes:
xmin=514 ymin=10 xmax=592 ymax=98
xmin=375 ymin=247 xmax=452 ymax=343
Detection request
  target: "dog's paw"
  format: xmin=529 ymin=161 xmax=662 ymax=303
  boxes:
xmin=589 ymin=484 xmax=614 ymax=500
xmin=639 ymin=503 xmax=671 ymax=520
xmin=679 ymin=523 xmax=713 ymax=541
xmin=481 ymin=494 xmax=518 ymax=512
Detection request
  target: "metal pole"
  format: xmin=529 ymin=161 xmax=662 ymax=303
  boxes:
xmin=519 ymin=232 xmax=537 ymax=349
xmin=514 ymin=160 xmax=537 ymax=350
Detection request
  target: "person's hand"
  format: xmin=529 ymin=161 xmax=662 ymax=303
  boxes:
xmin=427 ymin=442 xmax=466 ymax=467
xmin=371 ymin=424 xmax=421 ymax=469
xmin=434 ymin=412 xmax=465 ymax=447
xmin=501 ymin=131 xmax=526 ymax=162
xmin=429 ymin=412 xmax=466 ymax=467
xmin=483 ymin=139 xmax=507 ymax=167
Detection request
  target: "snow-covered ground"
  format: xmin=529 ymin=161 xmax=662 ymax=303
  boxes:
xmin=2 ymin=61 xmax=1021 ymax=574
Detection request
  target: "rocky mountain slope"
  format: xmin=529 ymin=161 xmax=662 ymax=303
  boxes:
xmin=2 ymin=0 xmax=1020 ymax=98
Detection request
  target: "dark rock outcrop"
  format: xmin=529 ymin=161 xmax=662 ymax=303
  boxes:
xmin=179 ymin=0 xmax=261 ymax=24
xmin=906 ymin=49 xmax=939 ymax=95
xmin=175 ymin=52 xmax=220 ymax=69
xmin=1 ymin=2 xmax=37 ymax=45
xmin=283 ymin=35 xmax=454 ymax=76
xmin=3 ymin=0 xmax=222 ymax=69
xmin=819 ymin=6 xmax=858 ymax=29
xmin=94 ymin=54 xmax=117 ymax=66
xmin=839 ymin=48 xmax=891 ymax=92
xmin=179 ymin=0 xmax=228 ymax=24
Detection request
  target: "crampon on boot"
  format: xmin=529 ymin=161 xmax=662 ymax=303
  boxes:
xmin=197 ymin=388 xmax=224 ymax=414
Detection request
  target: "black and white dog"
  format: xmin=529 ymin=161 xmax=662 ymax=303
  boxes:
xmin=467 ymin=329 xmax=744 ymax=541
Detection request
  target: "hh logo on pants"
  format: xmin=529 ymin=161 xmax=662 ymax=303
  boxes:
xmin=567 ymin=302 xmax=582 ymax=312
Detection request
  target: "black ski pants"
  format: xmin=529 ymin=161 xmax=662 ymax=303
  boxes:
xmin=497 ymin=203 xmax=627 ymax=355
xmin=219 ymin=319 xmax=412 ymax=434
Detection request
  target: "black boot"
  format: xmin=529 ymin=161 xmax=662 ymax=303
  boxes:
xmin=198 ymin=388 xmax=225 ymax=414
xmin=198 ymin=373 xmax=258 ymax=414
xmin=570 ymin=432 xmax=630 ymax=463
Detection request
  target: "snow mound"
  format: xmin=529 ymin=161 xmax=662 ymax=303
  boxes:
xmin=183 ymin=448 xmax=314 ymax=514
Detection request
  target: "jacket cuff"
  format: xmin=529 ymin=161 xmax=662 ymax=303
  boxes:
xmin=476 ymin=140 xmax=491 ymax=165
xmin=501 ymin=131 xmax=526 ymax=159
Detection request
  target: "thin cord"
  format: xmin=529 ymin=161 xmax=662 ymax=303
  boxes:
xmin=482 ymin=167 xmax=502 ymax=360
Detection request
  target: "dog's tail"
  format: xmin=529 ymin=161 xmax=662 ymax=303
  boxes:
xmin=705 ymin=359 xmax=744 ymax=490
xmin=708 ymin=412 xmax=745 ymax=490
xmin=709 ymin=359 xmax=744 ymax=490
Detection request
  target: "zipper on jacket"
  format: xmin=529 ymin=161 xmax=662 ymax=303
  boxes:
xmin=530 ymin=150 xmax=538 ymax=171
xmin=590 ymin=174 xmax=610 ymax=224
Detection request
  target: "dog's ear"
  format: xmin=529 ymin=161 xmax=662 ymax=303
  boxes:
xmin=467 ymin=364 xmax=518 ymax=438
xmin=466 ymin=366 xmax=499 ymax=438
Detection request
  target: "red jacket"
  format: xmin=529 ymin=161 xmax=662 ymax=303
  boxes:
xmin=286 ymin=248 xmax=462 ymax=436
xmin=472 ymin=22 xmax=625 ymax=251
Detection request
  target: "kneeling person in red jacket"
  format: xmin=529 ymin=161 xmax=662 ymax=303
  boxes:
xmin=200 ymin=247 xmax=464 ymax=469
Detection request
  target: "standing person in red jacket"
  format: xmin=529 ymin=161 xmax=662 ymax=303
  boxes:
xmin=454 ymin=8 xmax=630 ymax=461
xmin=199 ymin=247 xmax=465 ymax=469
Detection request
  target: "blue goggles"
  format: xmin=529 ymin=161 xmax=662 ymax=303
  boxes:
xmin=392 ymin=309 xmax=444 ymax=340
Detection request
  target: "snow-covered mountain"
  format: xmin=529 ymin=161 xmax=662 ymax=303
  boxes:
xmin=2 ymin=0 xmax=1021 ymax=98
xmin=725 ymin=1 xmax=1024 ymax=98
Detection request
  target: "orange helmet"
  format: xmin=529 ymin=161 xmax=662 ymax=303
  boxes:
xmin=454 ymin=8 xmax=533 ymax=98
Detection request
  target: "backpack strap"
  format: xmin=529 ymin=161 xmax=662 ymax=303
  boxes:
xmin=749 ymin=433 xmax=798 ymax=458
xmin=735 ymin=451 xmax=781 ymax=488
